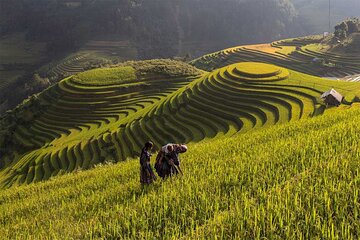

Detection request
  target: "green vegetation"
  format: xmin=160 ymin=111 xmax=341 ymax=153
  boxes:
xmin=39 ymin=41 xmax=139 ymax=84
xmin=120 ymin=59 xmax=205 ymax=77
xmin=0 ymin=105 xmax=359 ymax=239
xmin=72 ymin=66 xmax=136 ymax=86
xmin=2 ymin=1 xmax=359 ymax=116
xmin=191 ymin=36 xmax=360 ymax=79
xmin=229 ymin=62 xmax=288 ymax=80
xmin=1 ymin=60 xmax=360 ymax=188
xmin=1 ymin=0 xmax=358 ymax=109
xmin=0 ymin=60 xmax=203 ymax=186
xmin=1 ymin=1 xmax=360 ymax=238
xmin=334 ymin=18 xmax=360 ymax=40
xmin=0 ymin=38 xmax=140 ymax=115
xmin=0 ymin=27 xmax=360 ymax=238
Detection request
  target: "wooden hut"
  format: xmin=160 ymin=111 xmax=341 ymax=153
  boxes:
xmin=321 ymin=89 xmax=343 ymax=106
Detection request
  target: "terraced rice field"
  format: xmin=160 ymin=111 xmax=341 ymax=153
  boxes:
xmin=0 ymin=65 xmax=197 ymax=187
xmin=0 ymin=71 xmax=25 ymax=91
xmin=191 ymin=37 xmax=360 ymax=78
xmin=0 ymin=33 xmax=47 ymax=96
xmin=344 ymin=74 xmax=360 ymax=82
xmin=1 ymin=61 xmax=360 ymax=188
xmin=42 ymin=40 xmax=137 ymax=82
xmin=1 ymin=35 xmax=360 ymax=239
xmin=1 ymin=104 xmax=360 ymax=239
xmin=81 ymin=40 xmax=137 ymax=56
xmin=43 ymin=53 xmax=90 ymax=81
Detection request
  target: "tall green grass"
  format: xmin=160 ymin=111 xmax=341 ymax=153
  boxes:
xmin=72 ymin=66 xmax=137 ymax=86
xmin=0 ymin=105 xmax=359 ymax=239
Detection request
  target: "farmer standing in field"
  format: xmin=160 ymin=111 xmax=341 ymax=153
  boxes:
xmin=155 ymin=143 xmax=187 ymax=178
xmin=140 ymin=141 xmax=157 ymax=185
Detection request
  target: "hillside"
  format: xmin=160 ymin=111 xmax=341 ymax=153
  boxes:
xmin=2 ymin=1 xmax=360 ymax=238
xmin=0 ymin=0 xmax=315 ymax=115
xmin=0 ymin=33 xmax=138 ymax=116
xmin=1 ymin=8 xmax=359 ymax=117
xmin=0 ymin=0 xmax=301 ymax=58
xmin=0 ymin=105 xmax=359 ymax=239
xmin=0 ymin=33 xmax=360 ymax=238
xmin=1 ymin=58 xmax=360 ymax=188
xmin=329 ymin=33 xmax=360 ymax=54
xmin=190 ymin=36 xmax=360 ymax=79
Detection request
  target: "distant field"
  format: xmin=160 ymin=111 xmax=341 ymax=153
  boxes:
xmin=0 ymin=33 xmax=47 ymax=92
xmin=39 ymin=38 xmax=138 ymax=83
xmin=191 ymin=36 xmax=360 ymax=79
xmin=0 ymin=70 xmax=26 ymax=89
xmin=0 ymin=33 xmax=47 ymax=64
xmin=0 ymin=34 xmax=138 ymax=87
xmin=81 ymin=40 xmax=137 ymax=57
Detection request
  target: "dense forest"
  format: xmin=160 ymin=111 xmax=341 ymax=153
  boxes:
xmin=1 ymin=0 xmax=304 ymax=58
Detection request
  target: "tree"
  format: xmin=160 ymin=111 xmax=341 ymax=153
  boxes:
xmin=346 ymin=18 xmax=360 ymax=35
xmin=335 ymin=21 xmax=348 ymax=39
xmin=334 ymin=18 xmax=360 ymax=40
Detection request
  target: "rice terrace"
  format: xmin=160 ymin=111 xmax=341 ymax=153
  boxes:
xmin=1 ymin=0 xmax=360 ymax=239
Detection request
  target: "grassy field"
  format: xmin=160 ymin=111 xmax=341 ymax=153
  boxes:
xmin=0 ymin=105 xmax=359 ymax=239
xmin=1 ymin=36 xmax=360 ymax=239
xmin=72 ymin=66 xmax=137 ymax=86
xmin=1 ymin=60 xmax=360 ymax=188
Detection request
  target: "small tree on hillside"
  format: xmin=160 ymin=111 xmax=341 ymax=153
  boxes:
xmin=346 ymin=18 xmax=360 ymax=34
xmin=334 ymin=18 xmax=360 ymax=40
xmin=334 ymin=21 xmax=348 ymax=40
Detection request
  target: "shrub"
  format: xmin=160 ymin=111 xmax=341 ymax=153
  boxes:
xmin=334 ymin=18 xmax=360 ymax=40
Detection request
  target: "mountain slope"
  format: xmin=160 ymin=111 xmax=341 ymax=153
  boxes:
xmin=0 ymin=104 xmax=359 ymax=239
xmin=190 ymin=36 xmax=360 ymax=78
xmin=1 ymin=59 xmax=360 ymax=188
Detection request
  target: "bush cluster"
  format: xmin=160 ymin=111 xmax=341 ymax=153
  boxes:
xmin=334 ymin=18 xmax=360 ymax=40
xmin=118 ymin=59 xmax=204 ymax=78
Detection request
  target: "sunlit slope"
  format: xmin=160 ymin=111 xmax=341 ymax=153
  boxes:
xmin=191 ymin=37 xmax=360 ymax=78
xmin=0 ymin=61 xmax=201 ymax=187
xmin=1 ymin=61 xmax=360 ymax=188
xmin=1 ymin=105 xmax=359 ymax=239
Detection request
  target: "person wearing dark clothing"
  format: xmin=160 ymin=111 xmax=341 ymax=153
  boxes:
xmin=155 ymin=143 xmax=187 ymax=178
xmin=140 ymin=141 xmax=156 ymax=185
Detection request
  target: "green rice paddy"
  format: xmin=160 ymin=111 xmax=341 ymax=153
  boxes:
xmin=1 ymin=60 xmax=359 ymax=188
xmin=0 ymin=105 xmax=359 ymax=239
xmin=0 ymin=38 xmax=360 ymax=239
